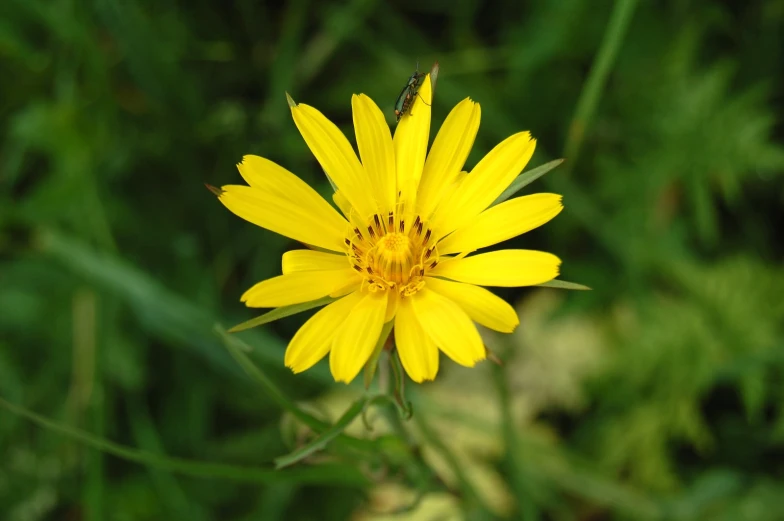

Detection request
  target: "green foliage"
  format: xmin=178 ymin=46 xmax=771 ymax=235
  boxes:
xmin=2 ymin=0 xmax=783 ymax=519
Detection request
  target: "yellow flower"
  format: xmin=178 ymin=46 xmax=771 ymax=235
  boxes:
xmin=215 ymin=74 xmax=563 ymax=384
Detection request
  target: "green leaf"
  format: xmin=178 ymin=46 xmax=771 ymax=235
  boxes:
xmin=538 ymin=279 xmax=592 ymax=290
xmin=363 ymin=320 xmax=394 ymax=390
xmin=214 ymin=325 xmax=327 ymax=431
xmin=228 ymin=296 xmax=338 ymax=333
xmin=214 ymin=325 xmax=378 ymax=456
xmin=274 ymin=396 xmax=369 ymax=469
xmin=491 ymin=159 xmax=565 ymax=207
xmin=0 ymin=397 xmax=367 ymax=486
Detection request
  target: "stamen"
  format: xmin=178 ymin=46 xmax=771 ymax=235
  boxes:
xmin=342 ymin=212 xmax=439 ymax=298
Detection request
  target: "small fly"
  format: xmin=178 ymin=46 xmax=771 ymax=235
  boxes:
xmin=394 ymin=61 xmax=437 ymax=122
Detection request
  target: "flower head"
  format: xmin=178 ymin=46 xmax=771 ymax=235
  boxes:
xmin=215 ymin=74 xmax=563 ymax=384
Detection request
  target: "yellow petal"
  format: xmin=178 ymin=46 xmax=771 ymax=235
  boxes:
xmin=332 ymin=190 xmax=353 ymax=218
xmin=289 ymin=101 xmax=376 ymax=219
xmin=282 ymin=250 xmax=349 ymax=274
xmin=394 ymin=297 xmax=439 ymax=382
xmin=410 ymin=288 xmax=485 ymax=367
xmin=240 ymin=269 xmax=356 ymax=307
xmin=438 ymin=193 xmax=563 ymax=254
xmin=417 ymin=98 xmax=481 ymax=218
xmin=218 ymin=185 xmax=346 ymax=252
xmin=424 ymin=277 xmax=519 ymax=333
xmin=329 ymin=275 xmax=363 ymax=298
xmin=433 ymin=171 xmax=468 ymax=212
xmin=352 ymin=94 xmax=396 ymax=214
xmin=385 ymin=289 xmax=400 ymax=322
xmin=431 ymin=132 xmax=536 ymax=238
xmin=330 ymin=291 xmax=388 ymax=383
xmin=394 ymin=74 xmax=432 ymax=206
xmin=430 ymin=250 xmax=560 ymax=287
xmin=237 ymin=156 xmax=341 ymax=218
xmin=284 ymin=291 xmax=363 ymax=373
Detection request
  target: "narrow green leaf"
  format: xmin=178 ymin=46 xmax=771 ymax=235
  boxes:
xmin=491 ymin=159 xmax=565 ymax=207
xmin=214 ymin=325 xmax=325 ymax=431
xmin=537 ymin=279 xmax=592 ymax=291
xmin=214 ymin=326 xmax=377 ymax=455
xmin=364 ymin=320 xmax=394 ymax=390
xmin=274 ymin=396 xmax=369 ymax=469
xmin=563 ymin=0 xmax=639 ymax=168
xmin=228 ymin=296 xmax=337 ymax=333
xmin=0 ymin=397 xmax=367 ymax=486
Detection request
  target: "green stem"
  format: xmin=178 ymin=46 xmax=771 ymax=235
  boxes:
xmin=274 ymin=395 xmax=369 ymax=468
xmin=0 ymin=397 xmax=368 ymax=487
xmin=389 ymin=350 xmax=412 ymax=418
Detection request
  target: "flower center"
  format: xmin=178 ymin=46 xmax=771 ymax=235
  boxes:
xmin=345 ymin=211 xmax=438 ymax=296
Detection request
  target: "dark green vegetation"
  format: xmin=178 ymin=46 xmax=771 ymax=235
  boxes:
xmin=2 ymin=0 xmax=783 ymax=519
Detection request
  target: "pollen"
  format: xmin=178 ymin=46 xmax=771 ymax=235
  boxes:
xmin=347 ymin=211 xmax=437 ymax=296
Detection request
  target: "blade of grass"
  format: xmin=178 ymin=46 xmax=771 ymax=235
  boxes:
xmin=274 ymin=395 xmax=369 ymax=469
xmin=538 ymin=279 xmax=592 ymax=290
xmin=215 ymin=325 xmax=329 ymax=432
xmin=214 ymin=325 xmax=376 ymax=453
xmin=491 ymin=159 xmax=565 ymax=207
xmin=0 ymin=397 xmax=368 ymax=486
xmin=228 ymin=296 xmax=338 ymax=333
xmin=262 ymin=0 xmax=308 ymax=125
xmin=298 ymin=0 xmax=378 ymax=84
xmin=563 ymin=0 xmax=639 ymax=169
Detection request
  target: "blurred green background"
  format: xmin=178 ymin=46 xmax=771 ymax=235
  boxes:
xmin=2 ymin=0 xmax=784 ymax=519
